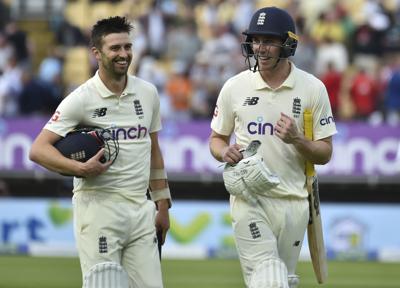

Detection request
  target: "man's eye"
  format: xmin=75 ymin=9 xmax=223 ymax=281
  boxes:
xmin=253 ymin=41 xmax=272 ymax=45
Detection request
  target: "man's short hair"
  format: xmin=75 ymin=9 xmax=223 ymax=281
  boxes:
xmin=91 ymin=16 xmax=133 ymax=49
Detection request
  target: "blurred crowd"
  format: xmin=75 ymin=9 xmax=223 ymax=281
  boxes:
xmin=0 ymin=0 xmax=400 ymax=125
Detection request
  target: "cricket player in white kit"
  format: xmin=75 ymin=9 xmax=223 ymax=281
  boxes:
xmin=209 ymin=7 xmax=337 ymax=288
xmin=30 ymin=17 xmax=171 ymax=288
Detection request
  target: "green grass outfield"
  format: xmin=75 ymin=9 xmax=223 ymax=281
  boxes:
xmin=0 ymin=256 xmax=399 ymax=288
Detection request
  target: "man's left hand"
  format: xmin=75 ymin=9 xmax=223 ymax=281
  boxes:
xmin=155 ymin=199 xmax=170 ymax=245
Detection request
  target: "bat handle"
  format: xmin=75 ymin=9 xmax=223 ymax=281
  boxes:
xmin=157 ymin=230 xmax=163 ymax=260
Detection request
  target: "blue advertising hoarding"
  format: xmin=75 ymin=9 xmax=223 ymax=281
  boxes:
xmin=0 ymin=199 xmax=399 ymax=261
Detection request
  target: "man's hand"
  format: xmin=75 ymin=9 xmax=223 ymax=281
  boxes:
xmin=155 ymin=199 xmax=170 ymax=245
xmin=274 ymin=112 xmax=302 ymax=144
xmin=78 ymin=148 xmax=112 ymax=177
xmin=221 ymin=144 xmax=244 ymax=164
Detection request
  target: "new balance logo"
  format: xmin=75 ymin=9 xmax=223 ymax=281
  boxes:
xmin=243 ymin=97 xmax=259 ymax=106
xmin=99 ymin=236 xmax=108 ymax=253
xmin=92 ymin=107 xmax=107 ymax=118
xmin=249 ymin=222 xmax=261 ymax=239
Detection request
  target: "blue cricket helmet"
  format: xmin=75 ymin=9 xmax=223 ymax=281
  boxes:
xmin=242 ymin=7 xmax=298 ymax=58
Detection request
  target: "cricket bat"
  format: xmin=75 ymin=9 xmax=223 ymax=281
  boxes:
xmin=157 ymin=230 xmax=163 ymax=260
xmin=304 ymin=109 xmax=328 ymax=284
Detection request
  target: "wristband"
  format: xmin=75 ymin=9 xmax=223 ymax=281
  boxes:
xmin=150 ymin=169 xmax=167 ymax=180
xmin=150 ymin=187 xmax=172 ymax=208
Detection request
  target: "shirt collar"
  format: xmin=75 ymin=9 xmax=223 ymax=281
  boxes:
xmin=93 ymin=70 xmax=136 ymax=98
xmin=252 ymin=61 xmax=296 ymax=90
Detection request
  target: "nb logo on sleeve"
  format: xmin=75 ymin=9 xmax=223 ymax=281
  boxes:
xmin=243 ymin=97 xmax=259 ymax=106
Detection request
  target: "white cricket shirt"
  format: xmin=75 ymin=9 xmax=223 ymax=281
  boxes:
xmin=45 ymin=71 xmax=161 ymax=201
xmin=211 ymin=63 xmax=337 ymax=198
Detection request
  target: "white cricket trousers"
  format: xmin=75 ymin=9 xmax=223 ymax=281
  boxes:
xmin=230 ymin=195 xmax=309 ymax=287
xmin=72 ymin=191 xmax=163 ymax=288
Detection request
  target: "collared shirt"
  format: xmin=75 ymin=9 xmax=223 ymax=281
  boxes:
xmin=45 ymin=71 xmax=161 ymax=201
xmin=211 ymin=63 xmax=337 ymax=198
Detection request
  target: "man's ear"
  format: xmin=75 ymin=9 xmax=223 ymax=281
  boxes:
xmin=91 ymin=46 xmax=101 ymax=60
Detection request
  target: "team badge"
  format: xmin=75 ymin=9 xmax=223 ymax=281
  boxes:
xmin=249 ymin=222 xmax=261 ymax=239
xmin=133 ymin=100 xmax=144 ymax=119
xmin=292 ymin=97 xmax=301 ymax=118
xmin=257 ymin=12 xmax=266 ymax=25
xmin=99 ymin=236 xmax=108 ymax=253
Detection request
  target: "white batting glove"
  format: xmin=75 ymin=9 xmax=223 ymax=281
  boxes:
xmin=223 ymin=163 xmax=258 ymax=206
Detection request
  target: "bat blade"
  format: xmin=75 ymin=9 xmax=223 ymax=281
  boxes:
xmin=307 ymin=175 xmax=328 ymax=283
xmin=304 ymin=109 xmax=328 ymax=284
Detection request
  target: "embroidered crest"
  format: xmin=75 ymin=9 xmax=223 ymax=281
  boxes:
xmin=257 ymin=12 xmax=266 ymax=25
xmin=292 ymin=97 xmax=301 ymax=118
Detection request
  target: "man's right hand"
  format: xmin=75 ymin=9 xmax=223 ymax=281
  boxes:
xmin=221 ymin=144 xmax=244 ymax=164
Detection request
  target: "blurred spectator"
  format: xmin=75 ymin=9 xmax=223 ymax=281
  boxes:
xmin=310 ymin=11 xmax=346 ymax=44
xmin=139 ymin=0 xmax=168 ymax=59
xmin=230 ymin=0 xmax=254 ymax=34
xmin=0 ymin=0 xmax=398 ymax=123
xmin=383 ymin=9 xmax=400 ymax=53
xmin=166 ymin=19 xmax=202 ymax=64
xmin=37 ymin=46 xmax=64 ymax=100
xmin=0 ymin=51 xmax=23 ymax=116
xmin=194 ymin=0 xmax=220 ymax=41
xmin=190 ymin=53 xmax=219 ymax=119
xmin=349 ymin=67 xmax=379 ymax=120
xmin=53 ymin=18 xmax=88 ymax=47
xmin=137 ymin=55 xmax=167 ymax=91
xmin=18 ymin=69 xmax=61 ymax=116
xmin=321 ymin=62 xmax=343 ymax=117
xmin=0 ymin=0 xmax=10 ymax=31
xmin=385 ymin=63 xmax=400 ymax=126
xmin=38 ymin=49 xmax=63 ymax=83
xmin=0 ymin=31 xmax=13 ymax=75
xmin=292 ymin=17 xmax=316 ymax=75
xmin=351 ymin=2 xmax=390 ymax=76
xmin=136 ymin=55 xmax=172 ymax=120
xmin=165 ymin=60 xmax=193 ymax=120
xmin=315 ymin=36 xmax=349 ymax=77
xmin=5 ymin=20 xmax=31 ymax=68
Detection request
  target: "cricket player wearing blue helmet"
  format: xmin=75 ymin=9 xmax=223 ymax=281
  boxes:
xmin=242 ymin=6 xmax=299 ymax=72
xmin=210 ymin=6 xmax=337 ymax=288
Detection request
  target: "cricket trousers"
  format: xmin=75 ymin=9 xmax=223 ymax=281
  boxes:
xmin=72 ymin=191 xmax=163 ymax=288
xmin=230 ymin=195 xmax=309 ymax=287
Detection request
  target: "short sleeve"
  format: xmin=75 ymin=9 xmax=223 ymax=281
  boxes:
xmin=210 ymin=81 xmax=235 ymax=136
xmin=150 ymin=86 xmax=162 ymax=133
xmin=312 ymin=83 xmax=337 ymax=140
xmin=44 ymin=92 xmax=84 ymax=136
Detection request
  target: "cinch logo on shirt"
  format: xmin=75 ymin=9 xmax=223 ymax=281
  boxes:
xmin=247 ymin=117 xmax=274 ymax=135
xmin=111 ymin=125 xmax=148 ymax=140
xmin=92 ymin=107 xmax=108 ymax=118
xmin=320 ymin=116 xmax=335 ymax=126
xmin=243 ymin=97 xmax=259 ymax=106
